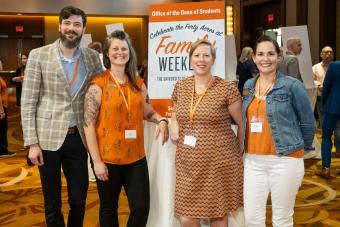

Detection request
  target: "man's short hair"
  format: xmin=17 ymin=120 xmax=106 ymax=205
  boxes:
xmin=286 ymin=37 xmax=300 ymax=49
xmin=59 ymin=6 xmax=87 ymax=27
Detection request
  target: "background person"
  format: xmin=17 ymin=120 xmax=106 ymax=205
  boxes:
xmin=277 ymin=37 xmax=303 ymax=82
xmin=313 ymin=46 xmax=334 ymax=128
xmin=0 ymin=59 xmax=16 ymax=158
xmin=11 ymin=53 xmax=28 ymax=106
xmin=170 ymin=39 xmax=244 ymax=227
xmin=83 ymin=30 xmax=169 ymax=227
xmin=236 ymin=46 xmax=258 ymax=94
xmin=88 ymin=41 xmax=105 ymax=70
xmin=137 ymin=59 xmax=148 ymax=87
xmin=316 ymin=60 xmax=340 ymax=178
xmin=242 ymin=35 xmax=315 ymax=227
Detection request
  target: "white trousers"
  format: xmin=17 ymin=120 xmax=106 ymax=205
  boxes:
xmin=244 ymin=154 xmax=304 ymax=227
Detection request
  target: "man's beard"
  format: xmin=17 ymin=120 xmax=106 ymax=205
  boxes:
xmin=60 ymin=31 xmax=82 ymax=48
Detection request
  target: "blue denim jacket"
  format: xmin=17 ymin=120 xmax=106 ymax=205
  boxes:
xmin=242 ymin=72 xmax=316 ymax=156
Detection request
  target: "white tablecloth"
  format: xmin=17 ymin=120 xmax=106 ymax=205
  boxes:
xmin=144 ymin=121 xmax=245 ymax=227
xmin=305 ymin=87 xmax=321 ymax=159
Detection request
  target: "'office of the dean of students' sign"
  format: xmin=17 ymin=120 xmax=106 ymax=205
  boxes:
xmin=148 ymin=1 xmax=225 ymax=117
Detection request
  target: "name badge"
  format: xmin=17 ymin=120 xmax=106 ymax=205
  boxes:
xmin=184 ymin=135 xmax=197 ymax=147
xmin=250 ymin=122 xmax=263 ymax=133
xmin=125 ymin=129 xmax=137 ymax=139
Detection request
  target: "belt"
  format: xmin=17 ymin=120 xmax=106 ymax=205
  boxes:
xmin=67 ymin=126 xmax=78 ymax=135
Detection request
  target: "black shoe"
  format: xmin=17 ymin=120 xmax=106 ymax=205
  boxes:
xmin=0 ymin=151 xmax=17 ymax=158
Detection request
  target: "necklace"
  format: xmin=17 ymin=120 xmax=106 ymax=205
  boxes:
xmin=256 ymin=76 xmax=275 ymax=99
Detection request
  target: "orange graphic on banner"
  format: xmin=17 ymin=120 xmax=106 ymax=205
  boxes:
xmin=148 ymin=1 xmax=225 ymax=22
xmin=150 ymin=99 xmax=173 ymax=118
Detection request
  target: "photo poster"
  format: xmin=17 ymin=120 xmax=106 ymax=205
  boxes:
xmin=106 ymin=23 xmax=124 ymax=35
xmin=80 ymin=34 xmax=92 ymax=48
xmin=148 ymin=1 xmax=225 ymax=117
xmin=281 ymin=25 xmax=317 ymax=107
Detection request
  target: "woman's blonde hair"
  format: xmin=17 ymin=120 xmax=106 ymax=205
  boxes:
xmin=189 ymin=39 xmax=216 ymax=60
xmin=239 ymin=46 xmax=253 ymax=63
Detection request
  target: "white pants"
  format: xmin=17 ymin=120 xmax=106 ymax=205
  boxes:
xmin=244 ymin=154 xmax=304 ymax=227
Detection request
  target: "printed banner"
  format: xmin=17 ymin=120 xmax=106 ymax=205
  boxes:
xmin=148 ymin=1 xmax=225 ymax=117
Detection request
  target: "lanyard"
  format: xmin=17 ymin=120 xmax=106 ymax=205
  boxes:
xmin=189 ymin=77 xmax=213 ymax=124
xmin=255 ymin=76 xmax=275 ymax=117
xmin=109 ymin=71 xmax=131 ymax=113
xmin=69 ymin=58 xmax=80 ymax=88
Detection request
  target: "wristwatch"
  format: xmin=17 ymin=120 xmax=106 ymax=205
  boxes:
xmin=158 ymin=118 xmax=169 ymax=125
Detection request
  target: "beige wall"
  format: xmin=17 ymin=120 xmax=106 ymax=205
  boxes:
xmin=285 ymin=0 xmax=297 ymax=26
xmin=308 ymin=0 xmax=320 ymax=64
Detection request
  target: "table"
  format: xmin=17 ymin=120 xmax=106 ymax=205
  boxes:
xmin=144 ymin=122 xmax=245 ymax=227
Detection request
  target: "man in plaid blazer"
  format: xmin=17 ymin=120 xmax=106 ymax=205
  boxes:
xmin=21 ymin=6 xmax=103 ymax=227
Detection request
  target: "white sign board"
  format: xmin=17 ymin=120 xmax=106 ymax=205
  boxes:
xmin=281 ymin=25 xmax=314 ymax=89
xmin=106 ymin=23 xmax=124 ymax=35
xmin=80 ymin=34 xmax=92 ymax=48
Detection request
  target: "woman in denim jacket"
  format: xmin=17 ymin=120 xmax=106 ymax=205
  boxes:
xmin=242 ymin=35 xmax=315 ymax=227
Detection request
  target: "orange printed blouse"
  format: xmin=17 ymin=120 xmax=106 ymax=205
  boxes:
xmin=246 ymin=96 xmax=304 ymax=158
xmin=0 ymin=77 xmax=8 ymax=108
xmin=92 ymin=70 xmax=145 ymax=165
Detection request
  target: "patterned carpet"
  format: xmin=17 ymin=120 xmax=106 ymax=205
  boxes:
xmin=0 ymin=94 xmax=339 ymax=227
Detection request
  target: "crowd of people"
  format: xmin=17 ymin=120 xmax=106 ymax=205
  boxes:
xmin=0 ymin=4 xmax=339 ymax=227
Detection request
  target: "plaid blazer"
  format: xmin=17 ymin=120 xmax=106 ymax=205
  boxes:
xmin=21 ymin=40 xmax=103 ymax=151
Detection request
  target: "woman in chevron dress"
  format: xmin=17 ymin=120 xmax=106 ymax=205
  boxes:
xmin=170 ymin=39 xmax=244 ymax=227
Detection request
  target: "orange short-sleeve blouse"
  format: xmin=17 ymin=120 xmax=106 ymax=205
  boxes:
xmin=92 ymin=70 xmax=145 ymax=165
xmin=0 ymin=77 xmax=8 ymax=108
xmin=246 ymin=96 xmax=304 ymax=158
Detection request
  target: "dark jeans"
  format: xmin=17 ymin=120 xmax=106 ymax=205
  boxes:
xmin=39 ymin=132 xmax=89 ymax=227
xmin=96 ymin=157 xmax=150 ymax=227
xmin=334 ymin=120 xmax=340 ymax=150
xmin=0 ymin=107 xmax=8 ymax=153
xmin=16 ymin=85 xmax=22 ymax=106
xmin=321 ymin=112 xmax=340 ymax=168
xmin=316 ymin=96 xmax=324 ymax=128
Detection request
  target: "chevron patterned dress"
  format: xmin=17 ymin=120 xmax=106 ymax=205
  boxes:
xmin=172 ymin=76 xmax=244 ymax=218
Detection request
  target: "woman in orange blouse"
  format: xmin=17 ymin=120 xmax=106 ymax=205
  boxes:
xmin=1 ymin=59 xmax=16 ymax=157
xmin=83 ymin=30 xmax=169 ymax=227
xmin=242 ymin=35 xmax=315 ymax=227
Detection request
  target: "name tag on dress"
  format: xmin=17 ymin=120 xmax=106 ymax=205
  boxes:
xmin=250 ymin=122 xmax=263 ymax=133
xmin=184 ymin=135 xmax=197 ymax=147
xmin=125 ymin=130 xmax=137 ymax=139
